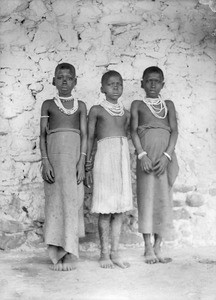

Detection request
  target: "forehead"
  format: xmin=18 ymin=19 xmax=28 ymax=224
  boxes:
xmin=144 ymin=72 xmax=163 ymax=81
xmin=55 ymin=68 xmax=75 ymax=77
xmin=105 ymin=75 xmax=122 ymax=83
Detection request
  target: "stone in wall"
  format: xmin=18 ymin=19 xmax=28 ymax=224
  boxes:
xmin=0 ymin=0 xmax=29 ymax=18
xmin=186 ymin=192 xmax=205 ymax=207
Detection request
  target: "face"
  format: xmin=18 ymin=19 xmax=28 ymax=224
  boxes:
xmin=53 ymin=68 xmax=76 ymax=97
xmin=101 ymin=75 xmax=123 ymax=102
xmin=141 ymin=72 xmax=164 ymax=98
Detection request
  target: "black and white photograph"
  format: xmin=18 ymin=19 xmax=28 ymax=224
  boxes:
xmin=0 ymin=0 xmax=216 ymax=299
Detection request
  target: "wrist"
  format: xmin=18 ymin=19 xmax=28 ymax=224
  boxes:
xmin=163 ymin=152 xmax=171 ymax=161
xmin=138 ymin=151 xmax=147 ymax=160
xmin=41 ymin=156 xmax=48 ymax=163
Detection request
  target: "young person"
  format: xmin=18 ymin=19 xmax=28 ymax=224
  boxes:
xmin=130 ymin=66 xmax=179 ymax=264
xmin=86 ymin=70 xmax=133 ymax=269
xmin=40 ymin=63 xmax=87 ymax=271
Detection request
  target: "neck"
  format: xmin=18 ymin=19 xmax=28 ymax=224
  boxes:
xmin=145 ymin=95 xmax=159 ymax=99
xmin=105 ymin=98 xmax=119 ymax=104
xmin=58 ymin=94 xmax=72 ymax=98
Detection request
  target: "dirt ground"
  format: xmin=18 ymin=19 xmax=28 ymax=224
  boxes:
xmin=0 ymin=241 xmax=216 ymax=300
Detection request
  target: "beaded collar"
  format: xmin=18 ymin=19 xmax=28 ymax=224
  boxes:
xmin=100 ymin=99 xmax=124 ymax=117
xmin=143 ymin=95 xmax=167 ymax=119
xmin=54 ymin=94 xmax=78 ymax=115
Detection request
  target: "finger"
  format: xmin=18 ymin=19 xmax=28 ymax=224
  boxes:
xmin=50 ymin=169 xmax=55 ymax=179
xmin=153 ymin=164 xmax=160 ymax=171
xmin=47 ymin=172 xmax=55 ymax=183
xmin=45 ymin=176 xmax=53 ymax=184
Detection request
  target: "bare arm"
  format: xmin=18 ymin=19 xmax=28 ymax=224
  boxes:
xmin=84 ymin=107 xmax=98 ymax=187
xmin=124 ymin=109 xmax=130 ymax=133
xmin=130 ymin=101 xmax=153 ymax=173
xmin=39 ymin=101 xmax=55 ymax=183
xmin=87 ymin=106 xmax=98 ymax=162
xmin=164 ymin=100 xmax=178 ymax=156
xmin=130 ymin=101 xmax=145 ymax=155
xmin=153 ymin=100 xmax=178 ymax=176
xmin=79 ymin=102 xmax=87 ymax=157
xmin=76 ymin=101 xmax=87 ymax=184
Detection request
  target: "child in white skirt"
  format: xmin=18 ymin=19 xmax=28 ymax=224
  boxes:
xmin=86 ymin=70 xmax=133 ymax=268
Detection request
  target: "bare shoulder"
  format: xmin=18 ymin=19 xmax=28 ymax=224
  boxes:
xmin=78 ymin=100 xmax=87 ymax=111
xmin=165 ymin=100 xmax=176 ymax=111
xmin=89 ymin=104 xmax=101 ymax=116
xmin=41 ymin=99 xmax=53 ymax=113
xmin=131 ymin=100 xmax=142 ymax=111
xmin=41 ymin=99 xmax=53 ymax=108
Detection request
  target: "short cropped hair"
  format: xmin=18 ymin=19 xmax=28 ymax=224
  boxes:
xmin=54 ymin=63 xmax=76 ymax=77
xmin=142 ymin=66 xmax=164 ymax=81
xmin=101 ymin=70 xmax=123 ymax=85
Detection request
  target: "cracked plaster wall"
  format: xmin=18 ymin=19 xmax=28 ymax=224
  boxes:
xmin=0 ymin=0 xmax=216 ymax=249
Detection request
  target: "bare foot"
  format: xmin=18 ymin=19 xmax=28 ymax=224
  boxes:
xmin=62 ymin=254 xmax=76 ymax=271
xmin=99 ymin=253 xmax=114 ymax=269
xmin=110 ymin=251 xmax=130 ymax=269
xmin=154 ymin=247 xmax=172 ymax=264
xmin=49 ymin=260 xmax=63 ymax=271
xmin=144 ymin=246 xmax=159 ymax=264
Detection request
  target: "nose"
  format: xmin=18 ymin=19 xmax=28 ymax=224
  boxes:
xmin=151 ymin=81 xmax=156 ymax=87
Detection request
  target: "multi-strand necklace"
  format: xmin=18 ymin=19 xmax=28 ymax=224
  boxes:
xmin=143 ymin=95 xmax=167 ymax=119
xmin=100 ymin=99 xmax=125 ymax=117
xmin=54 ymin=94 xmax=78 ymax=115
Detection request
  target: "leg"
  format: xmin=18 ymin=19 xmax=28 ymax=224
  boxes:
xmin=110 ymin=213 xmax=130 ymax=268
xmin=154 ymin=233 xmax=172 ymax=263
xmin=143 ymin=234 xmax=158 ymax=264
xmin=98 ymin=213 xmax=114 ymax=268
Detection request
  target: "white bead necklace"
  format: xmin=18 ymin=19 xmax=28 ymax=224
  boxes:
xmin=100 ymin=99 xmax=125 ymax=117
xmin=54 ymin=94 xmax=78 ymax=115
xmin=143 ymin=95 xmax=167 ymax=119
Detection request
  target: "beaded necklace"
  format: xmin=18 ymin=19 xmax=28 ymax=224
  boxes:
xmin=143 ymin=95 xmax=167 ymax=119
xmin=54 ymin=94 xmax=78 ymax=115
xmin=100 ymin=99 xmax=124 ymax=117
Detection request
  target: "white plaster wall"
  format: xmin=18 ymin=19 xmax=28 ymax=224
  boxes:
xmin=0 ymin=0 xmax=216 ymax=249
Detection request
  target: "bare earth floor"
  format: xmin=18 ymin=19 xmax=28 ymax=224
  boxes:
xmin=0 ymin=243 xmax=216 ymax=300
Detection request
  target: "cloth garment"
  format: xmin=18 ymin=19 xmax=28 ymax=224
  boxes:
xmin=44 ymin=128 xmax=84 ymax=263
xmin=136 ymin=122 xmax=179 ymax=238
xmin=92 ymin=136 xmax=133 ymax=214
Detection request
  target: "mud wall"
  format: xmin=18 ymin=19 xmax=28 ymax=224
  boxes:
xmin=0 ymin=0 xmax=216 ymax=249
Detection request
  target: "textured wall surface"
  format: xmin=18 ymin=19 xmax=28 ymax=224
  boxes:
xmin=0 ymin=0 xmax=216 ymax=249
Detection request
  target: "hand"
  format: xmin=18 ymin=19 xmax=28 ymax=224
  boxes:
xmin=85 ymin=160 xmax=94 ymax=172
xmin=76 ymin=160 xmax=85 ymax=185
xmin=42 ymin=160 xmax=55 ymax=184
xmin=84 ymin=171 xmax=93 ymax=188
xmin=153 ymin=155 xmax=169 ymax=177
xmin=140 ymin=155 xmax=153 ymax=173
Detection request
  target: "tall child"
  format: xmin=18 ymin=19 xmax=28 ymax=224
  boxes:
xmin=86 ymin=70 xmax=133 ymax=269
xmin=130 ymin=66 xmax=179 ymax=264
xmin=40 ymin=63 xmax=87 ymax=271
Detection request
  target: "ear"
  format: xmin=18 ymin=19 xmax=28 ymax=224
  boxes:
xmin=74 ymin=77 xmax=77 ymax=86
xmin=101 ymin=86 xmax=105 ymax=94
xmin=52 ymin=77 xmax=55 ymax=86
xmin=141 ymin=80 xmax=144 ymax=88
xmin=161 ymin=82 xmax=165 ymax=88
